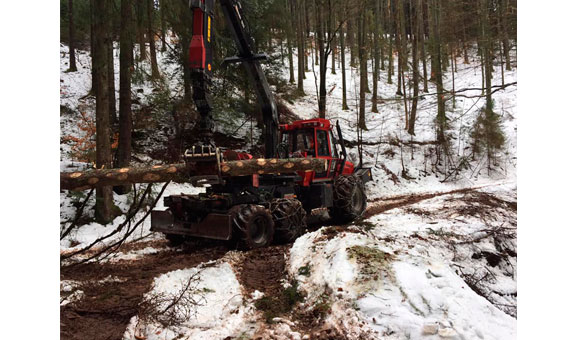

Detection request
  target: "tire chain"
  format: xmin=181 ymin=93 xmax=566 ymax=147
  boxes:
xmin=270 ymin=198 xmax=306 ymax=241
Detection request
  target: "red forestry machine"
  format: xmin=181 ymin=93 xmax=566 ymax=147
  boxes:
xmin=151 ymin=0 xmax=372 ymax=249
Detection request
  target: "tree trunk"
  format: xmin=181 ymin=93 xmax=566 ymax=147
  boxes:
xmin=371 ymin=0 xmax=381 ymax=113
xmin=395 ymin=0 xmax=403 ymax=95
xmin=68 ymin=0 xmax=78 ymax=72
xmin=107 ymin=21 xmax=117 ymax=127
xmin=418 ymin=0 xmax=428 ymax=92
xmin=386 ymin=0 xmax=394 ymax=84
xmin=287 ymin=0 xmax=295 ymax=83
xmin=160 ymin=0 xmax=167 ymax=52
xmin=295 ymin=0 xmax=305 ymax=93
xmin=90 ymin=0 xmax=97 ymax=94
xmin=315 ymin=0 xmax=326 ymax=118
xmin=430 ymin=0 xmax=446 ymax=145
xmin=93 ymin=0 xmax=117 ymax=223
xmin=147 ymin=0 xmax=161 ymax=79
xmin=137 ymin=0 xmax=147 ymax=61
xmin=348 ymin=15 xmax=356 ymax=67
xmin=358 ymin=8 xmax=368 ymax=131
xmin=482 ymin=0 xmax=493 ymax=114
xmin=408 ymin=0 xmax=420 ymax=136
xmin=340 ymin=22 xmax=349 ymax=110
xmin=61 ymin=158 xmax=328 ymax=191
xmin=116 ymin=0 xmax=134 ymax=194
xmin=500 ymin=0 xmax=511 ymax=70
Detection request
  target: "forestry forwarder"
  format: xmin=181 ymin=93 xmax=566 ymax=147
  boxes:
xmin=151 ymin=0 xmax=372 ymax=249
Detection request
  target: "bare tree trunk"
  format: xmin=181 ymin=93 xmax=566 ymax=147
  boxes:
xmin=430 ymin=0 xmax=446 ymax=145
xmin=68 ymin=0 xmax=78 ymax=72
xmin=358 ymin=7 xmax=368 ymax=130
xmin=160 ymin=0 xmax=167 ymax=52
xmin=315 ymin=0 xmax=327 ymax=118
xmin=147 ymin=0 xmax=161 ymax=79
xmin=482 ymin=0 xmax=493 ymax=114
xmin=107 ymin=9 xmax=117 ymax=127
xmin=348 ymin=15 xmax=356 ymax=67
xmin=500 ymin=0 xmax=511 ymax=70
xmin=418 ymin=0 xmax=428 ymax=92
xmin=386 ymin=0 xmax=394 ymax=84
xmin=94 ymin=0 xmax=118 ymax=223
xmin=340 ymin=21 xmax=349 ymax=110
xmin=408 ymin=0 xmax=420 ymax=136
xmin=371 ymin=0 xmax=381 ymax=113
xmin=330 ymin=5 xmax=337 ymax=75
xmin=116 ymin=0 xmax=134 ymax=195
xmin=286 ymin=0 xmax=295 ymax=83
xmin=137 ymin=0 xmax=147 ymax=61
xmin=395 ymin=0 xmax=403 ymax=95
xmin=295 ymin=0 xmax=306 ymax=93
xmin=90 ymin=0 xmax=97 ymax=94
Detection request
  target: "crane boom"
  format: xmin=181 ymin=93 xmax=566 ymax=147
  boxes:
xmin=188 ymin=0 xmax=279 ymax=158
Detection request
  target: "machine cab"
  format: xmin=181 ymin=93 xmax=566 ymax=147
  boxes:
xmin=279 ymin=118 xmax=354 ymax=185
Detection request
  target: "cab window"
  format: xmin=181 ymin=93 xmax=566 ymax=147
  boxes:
xmin=330 ymin=130 xmax=339 ymax=158
xmin=316 ymin=130 xmax=330 ymax=157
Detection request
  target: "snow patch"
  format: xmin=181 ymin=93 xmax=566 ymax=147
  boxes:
xmin=123 ymin=261 xmax=257 ymax=340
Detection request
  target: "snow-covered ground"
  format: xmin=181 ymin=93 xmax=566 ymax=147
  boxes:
xmin=123 ymin=260 xmax=258 ymax=340
xmin=61 ymin=35 xmax=517 ymax=339
xmin=289 ymin=184 xmax=516 ymax=339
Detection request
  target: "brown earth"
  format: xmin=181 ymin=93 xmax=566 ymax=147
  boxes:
xmin=60 ymin=242 xmax=228 ymax=340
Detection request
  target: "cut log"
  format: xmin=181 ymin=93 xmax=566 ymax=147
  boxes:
xmin=61 ymin=158 xmax=327 ymax=191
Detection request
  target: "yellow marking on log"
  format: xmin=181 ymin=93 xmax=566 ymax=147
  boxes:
xmin=117 ymin=173 xmax=128 ymax=181
xmin=301 ymin=159 xmax=310 ymax=165
xmin=152 ymin=165 xmax=162 ymax=169
xmin=258 ymin=170 xmax=265 ymax=174
xmin=284 ymin=162 xmax=295 ymax=169
xmin=221 ymin=165 xmax=231 ymax=173
xmin=166 ymin=166 xmax=178 ymax=173
xmin=257 ymin=158 xmax=266 ymax=166
xmin=236 ymin=162 xmax=244 ymax=168
xmin=270 ymin=159 xmax=278 ymax=164
xmin=119 ymin=168 xmax=130 ymax=173
xmin=70 ymin=172 xmax=83 ymax=178
xmin=143 ymin=173 xmax=161 ymax=182
xmin=87 ymin=178 xmax=99 ymax=185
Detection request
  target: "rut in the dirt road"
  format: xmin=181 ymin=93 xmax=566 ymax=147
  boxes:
xmin=364 ymin=185 xmax=502 ymax=218
xmin=60 ymin=243 xmax=228 ymax=340
xmin=237 ymin=244 xmax=290 ymax=299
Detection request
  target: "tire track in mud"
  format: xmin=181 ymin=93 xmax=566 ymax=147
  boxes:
xmin=364 ymin=183 xmax=512 ymax=218
xmin=60 ymin=242 xmax=229 ymax=340
xmin=234 ymin=245 xmax=350 ymax=340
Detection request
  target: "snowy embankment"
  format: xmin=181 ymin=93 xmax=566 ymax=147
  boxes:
xmin=123 ymin=260 xmax=258 ymax=340
xmin=289 ymin=184 xmax=516 ymax=339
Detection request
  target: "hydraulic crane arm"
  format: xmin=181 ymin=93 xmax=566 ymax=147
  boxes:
xmin=188 ymin=0 xmax=279 ymax=158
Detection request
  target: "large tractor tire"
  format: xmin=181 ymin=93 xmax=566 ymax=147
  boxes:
xmin=230 ymin=204 xmax=275 ymax=249
xmin=330 ymin=175 xmax=367 ymax=224
xmin=270 ymin=198 xmax=307 ymax=243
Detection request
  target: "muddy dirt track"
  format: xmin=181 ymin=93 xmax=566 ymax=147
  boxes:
xmin=60 ymin=242 xmax=229 ymax=340
xmin=60 ymin=185 xmax=509 ymax=340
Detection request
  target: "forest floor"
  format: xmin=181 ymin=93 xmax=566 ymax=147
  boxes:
xmin=60 ymin=38 xmax=517 ymax=340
